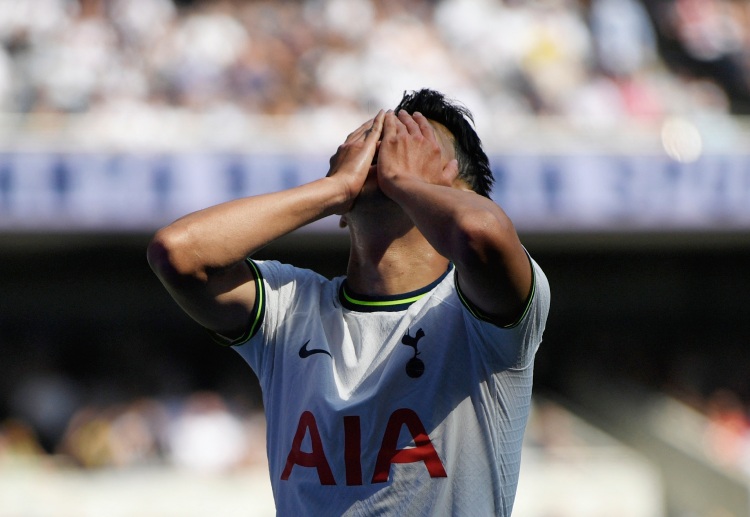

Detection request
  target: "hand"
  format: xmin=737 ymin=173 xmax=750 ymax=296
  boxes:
xmin=326 ymin=110 xmax=385 ymax=214
xmin=377 ymin=111 xmax=458 ymax=198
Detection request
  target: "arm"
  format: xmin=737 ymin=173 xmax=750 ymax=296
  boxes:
xmin=377 ymin=111 xmax=532 ymax=326
xmin=147 ymin=111 xmax=385 ymax=337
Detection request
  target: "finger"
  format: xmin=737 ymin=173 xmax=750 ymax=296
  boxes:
xmin=382 ymin=109 xmax=400 ymax=138
xmin=347 ymin=115 xmax=377 ymax=142
xmin=412 ymin=112 xmax=437 ymax=142
xmin=397 ymin=110 xmax=421 ymax=136
xmin=364 ymin=109 xmax=385 ymax=142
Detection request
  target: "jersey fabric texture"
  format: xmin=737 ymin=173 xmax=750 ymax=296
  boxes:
xmin=224 ymin=258 xmax=550 ymax=517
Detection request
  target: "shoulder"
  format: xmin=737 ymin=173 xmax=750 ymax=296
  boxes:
xmin=253 ymin=259 xmax=337 ymax=286
xmin=524 ymin=257 xmax=551 ymax=330
xmin=252 ymin=260 xmax=343 ymax=311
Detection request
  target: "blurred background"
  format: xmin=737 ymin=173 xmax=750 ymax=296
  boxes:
xmin=1 ymin=0 xmax=750 ymax=515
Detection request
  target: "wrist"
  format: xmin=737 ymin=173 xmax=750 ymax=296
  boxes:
xmin=379 ymin=174 xmax=424 ymax=203
xmin=323 ymin=175 xmax=359 ymax=215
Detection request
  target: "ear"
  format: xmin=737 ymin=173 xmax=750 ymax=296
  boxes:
xmin=339 ymin=215 xmax=348 ymax=228
xmin=442 ymin=158 xmax=459 ymax=186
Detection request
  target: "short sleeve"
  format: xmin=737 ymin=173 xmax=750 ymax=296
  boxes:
xmin=461 ymin=258 xmax=551 ymax=370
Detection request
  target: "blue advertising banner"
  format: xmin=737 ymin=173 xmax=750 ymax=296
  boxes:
xmin=1 ymin=152 xmax=749 ymax=232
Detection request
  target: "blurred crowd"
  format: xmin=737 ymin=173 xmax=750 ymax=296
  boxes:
xmin=0 ymin=0 xmax=749 ymax=148
xmin=0 ymin=388 xmax=267 ymax=472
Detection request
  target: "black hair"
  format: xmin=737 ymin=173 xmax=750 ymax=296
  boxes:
xmin=395 ymin=89 xmax=494 ymax=198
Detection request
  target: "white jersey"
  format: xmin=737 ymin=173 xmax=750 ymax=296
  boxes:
xmin=223 ymin=258 xmax=550 ymax=516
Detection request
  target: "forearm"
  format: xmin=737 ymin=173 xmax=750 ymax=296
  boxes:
xmin=147 ymin=111 xmax=383 ymax=337
xmin=383 ymin=177 xmax=516 ymax=266
xmin=385 ymin=176 xmax=532 ymax=323
xmin=150 ymin=176 xmax=347 ymax=279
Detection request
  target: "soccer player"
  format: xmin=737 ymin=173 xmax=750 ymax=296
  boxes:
xmin=148 ymin=89 xmax=550 ymax=516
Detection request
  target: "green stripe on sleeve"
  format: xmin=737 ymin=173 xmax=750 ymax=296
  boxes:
xmin=208 ymin=258 xmax=266 ymax=347
xmin=456 ymin=255 xmax=536 ymax=329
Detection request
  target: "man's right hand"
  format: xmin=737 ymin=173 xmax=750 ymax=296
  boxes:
xmin=326 ymin=110 xmax=385 ymax=214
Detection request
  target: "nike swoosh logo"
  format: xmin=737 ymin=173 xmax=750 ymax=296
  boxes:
xmin=298 ymin=340 xmax=332 ymax=358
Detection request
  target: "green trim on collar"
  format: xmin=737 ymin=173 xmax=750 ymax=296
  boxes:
xmin=340 ymin=264 xmax=453 ymax=313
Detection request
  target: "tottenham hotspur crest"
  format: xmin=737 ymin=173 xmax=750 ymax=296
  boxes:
xmin=401 ymin=328 xmax=426 ymax=378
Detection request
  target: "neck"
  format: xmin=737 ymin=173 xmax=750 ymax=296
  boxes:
xmin=345 ymin=224 xmax=450 ymax=296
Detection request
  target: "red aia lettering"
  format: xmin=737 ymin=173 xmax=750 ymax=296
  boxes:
xmin=280 ymin=410 xmax=336 ymax=485
xmin=371 ymin=408 xmax=447 ymax=483
xmin=344 ymin=415 xmax=362 ymax=486
xmin=281 ymin=409 xmax=447 ymax=486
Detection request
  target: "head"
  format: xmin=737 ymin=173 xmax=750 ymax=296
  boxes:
xmin=395 ymin=89 xmax=494 ymax=198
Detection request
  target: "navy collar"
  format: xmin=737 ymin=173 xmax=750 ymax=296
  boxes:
xmin=339 ymin=264 xmax=453 ymax=312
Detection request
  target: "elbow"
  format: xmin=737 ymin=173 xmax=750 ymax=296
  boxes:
xmin=146 ymin=231 xmax=172 ymax=278
xmin=147 ymin=225 xmax=201 ymax=283
xmin=453 ymin=209 xmax=517 ymax=266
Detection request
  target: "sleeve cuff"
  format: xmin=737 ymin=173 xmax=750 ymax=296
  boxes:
xmin=207 ymin=259 xmax=266 ymax=347
xmin=455 ymin=253 xmax=536 ymax=329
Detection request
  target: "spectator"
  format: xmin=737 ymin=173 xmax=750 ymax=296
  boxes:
xmin=166 ymin=391 xmax=248 ymax=473
xmin=0 ymin=0 xmax=746 ymax=145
